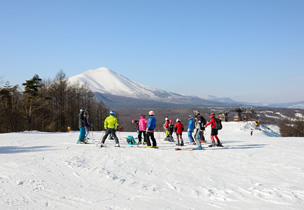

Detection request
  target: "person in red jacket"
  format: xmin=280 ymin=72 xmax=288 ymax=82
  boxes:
xmin=205 ymin=113 xmax=223 ymax=147
xmin=174 ymin=118 xmax=184 ymax=146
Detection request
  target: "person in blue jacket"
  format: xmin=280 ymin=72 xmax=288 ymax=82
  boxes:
xmin=187 ymin=115 xmax=195 ymax=144
xmin=146 ymin=110 xmax=157 ymax=148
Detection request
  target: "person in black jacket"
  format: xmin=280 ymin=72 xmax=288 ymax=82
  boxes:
xmin=193 ymin=110 xmax=207 ymax=143
xmin=78 ymin=109 xmax=86 ymax=143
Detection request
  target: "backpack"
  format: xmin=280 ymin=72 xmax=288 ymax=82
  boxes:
xmin=126 ymin=135 xmax=137 ymax=145
xmin=199 ymin=115 xmax=206 ymax=127
xmin=214 ymin=118 xmax=223 ymax=130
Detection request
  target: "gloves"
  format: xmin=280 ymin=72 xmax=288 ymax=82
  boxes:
xmin=146 ymin=129 xmax=149 ymax=133
xmin=187 ymin=128 xmax=190 ymax=132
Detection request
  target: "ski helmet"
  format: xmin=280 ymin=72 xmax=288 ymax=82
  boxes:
xmin=210 ymin=113 xmax=215 ymax=117
xmin=110 ymin=110 xmax=115 ymax=115
xmin=80 ymin=108 xmax=85 ymax=113
xmin=170 ymin=120 xmax=173 ymax=123
xmin=149 ymin=110 xmax=154 ymax=115
xmin=165 ymin=117 xmax=168 ymax=121
xmin=176 ymin=118 xmax=180 ymax=122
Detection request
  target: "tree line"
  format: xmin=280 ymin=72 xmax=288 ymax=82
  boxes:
xmin=0 ymin=71 xmax=109 ymax=133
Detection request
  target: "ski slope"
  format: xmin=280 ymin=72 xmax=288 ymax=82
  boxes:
xmin=0 ymin=122 xmax=303 ymax=209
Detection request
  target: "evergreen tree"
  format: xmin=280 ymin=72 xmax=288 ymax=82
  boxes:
xmin=22 ymin=74 xmax=44 ymax=131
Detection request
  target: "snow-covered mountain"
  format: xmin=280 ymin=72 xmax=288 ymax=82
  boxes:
xmin=68 ymin=67 xmax=230 ymax=107
xmin=68 ymin=67 xmax=304 ymax=109
xmin=68 ymin=67 xmax=181 ymax=99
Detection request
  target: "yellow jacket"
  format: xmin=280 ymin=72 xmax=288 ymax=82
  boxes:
xmin=104 ymin=115 xmax=117 ymax=129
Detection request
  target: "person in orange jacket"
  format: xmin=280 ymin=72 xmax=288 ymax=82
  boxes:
xmin=205 ymin=113 xmax=223 ymax=147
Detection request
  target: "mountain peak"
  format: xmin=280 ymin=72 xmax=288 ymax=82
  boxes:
xmin=68 ymin=67 xmax=170 ymax=99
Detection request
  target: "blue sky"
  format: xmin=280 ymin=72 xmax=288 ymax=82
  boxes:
xmin=0 ymin=0 xmax=303 ymax=103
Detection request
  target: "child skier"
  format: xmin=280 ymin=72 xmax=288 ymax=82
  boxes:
xmin=174 ymin=118 xmax=184 ymax=146
xmin=146 ymin=111 xmax=157 ymax=148
xmin=168 ymin=120 xmax=174 ymax=142
xmin=163 ymin=117 xmax=170 ymax=141
xmin=138 ymin=114 xmax=147 ymax=144
xmin=205 ymin=113 xmax=223 ymax=147
xmin=100 ymin=110 xmax=120 ymax=147
xmin=84 ymin=111 xmax=92 ymax=142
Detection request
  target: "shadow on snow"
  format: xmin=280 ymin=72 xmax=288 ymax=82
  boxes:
xmin=0 ymin=146 xmax=53 ymax=154
xmin=228 ymin=144 xmax=268 ymax=150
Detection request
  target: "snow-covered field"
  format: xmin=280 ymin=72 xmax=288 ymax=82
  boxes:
xmin=1 ymin=122 xmax=303 ymax=210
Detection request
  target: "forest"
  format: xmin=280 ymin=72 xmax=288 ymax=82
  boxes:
xmin=0 ymin=71 xmax=109 ymax=133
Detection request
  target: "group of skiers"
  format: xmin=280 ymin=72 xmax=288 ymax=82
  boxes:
xmin=78 ymin=109 xmax=222 ymax=149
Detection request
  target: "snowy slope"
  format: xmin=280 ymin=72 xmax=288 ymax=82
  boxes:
xmin=1 ymin=122 xmax=304 ymax=209
xmin=68 ymin=67 xmax=184 ymax=100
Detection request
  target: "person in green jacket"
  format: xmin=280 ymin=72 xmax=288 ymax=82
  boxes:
xmin=100 ymin=110 xmax=120 ymax=147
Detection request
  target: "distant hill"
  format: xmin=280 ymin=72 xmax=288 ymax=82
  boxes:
xmin=68 ymin=67 xmax=235 ymax=108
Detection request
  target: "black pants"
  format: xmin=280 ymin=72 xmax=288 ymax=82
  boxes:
xmin=102 ymin=128 xmax=119 ymax=144
xmin=138 ymin=130 xmax=146 ymax=143
xmin=146 ymin=130 xmax=157 ymax=147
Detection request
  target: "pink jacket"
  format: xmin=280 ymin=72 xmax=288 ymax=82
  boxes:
xmin=138 ymin=116 xmax=148 ymax=131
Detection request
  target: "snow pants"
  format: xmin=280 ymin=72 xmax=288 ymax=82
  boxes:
xmin=146 ymin=130 xmax=157 ymax=147
xmin=188 ymin=131 xmax=194 ymax=143
xmin=78 ymin=126 xmax=85 ymax=142
xmin=138 ymin=130 xmax=146 ymax=144
xmin=102 ymin=128 xmax=119 ymax=144
xmin=176 ymin=133 xmax=183 ymax=143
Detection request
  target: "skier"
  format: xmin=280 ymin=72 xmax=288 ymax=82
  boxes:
xmin=168 ymin=120 xmax=174 ymax=142
xmin=187 ymin=115 xmax=195 ymax=145
xmin=100 ymin=110 xmax=120 ymax=147
xmin=163 ymin=116 xmax=170 ymax=141
xmin=84 ymin=111 xmax=92 ymax=141
xmin=146 ymin=110 xmax=157 ymax=148
xmin=174 ymin=118 xmax=184 ymax=146
xmin=138 ymin=114 xmax=147 ymax=144
xmin=78 ymin=109 xmax=86 ymax=144
xmin=205 ymin=113 xmax=223 ymax=147
xmin=132 ymin=119 xmax=139 ymax=135
xmin=193 ymin=110 xmax=207 ymax=143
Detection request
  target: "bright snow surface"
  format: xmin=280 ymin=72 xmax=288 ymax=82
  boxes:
xmin=1 ymin=122 xmax=303 ymax=209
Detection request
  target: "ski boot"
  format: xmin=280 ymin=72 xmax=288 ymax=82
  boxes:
xmin=217 ymin=141 xmax=223 ymax=147
xmin=176 ymin=141 xmax=180 ymax=146
xmin=180 ymin=141 xmax=184 ymax=146
xmin=194 ymin=145 xmax=202 ymax=150
xmin=115 ymin=144 xmax=120 ymax=147
xmin=200 ymin=139 xmax=207 ymax=143
xmin=100 ymin=143 xmax=104 ymax=147
xmin=209 ymin=141 xmax=216 ymax=147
